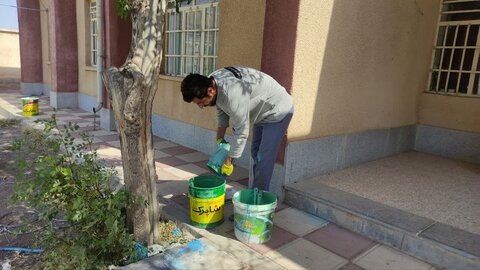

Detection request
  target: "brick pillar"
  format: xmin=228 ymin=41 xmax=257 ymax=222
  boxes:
xmin=261 ymin=0 xmax=300 ymax=200
xmin=261 ymin=0 xmax=299 ymax=164
xmin=105 ymin=0 xmax=131 ymax=70
xmin=48 ymin=0 xmax=78 ymax=108
xmin=261 ymin=0 xmax=299 ymax=94
xmin=17 ymin=0 xmax=43 ymax=95
xmin=101 ymin=0 xmax=132 ymax=130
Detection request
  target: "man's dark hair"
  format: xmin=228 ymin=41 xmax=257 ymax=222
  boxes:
xmin=181 ymin=74 xmax=211 ymax=102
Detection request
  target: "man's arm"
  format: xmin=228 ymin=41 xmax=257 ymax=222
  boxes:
xmin=216 ymin=127 xmax=227 ymax=141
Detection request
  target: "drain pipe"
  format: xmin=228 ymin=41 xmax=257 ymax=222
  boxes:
xmin=93 ymin=0 xmax=104 ymax=130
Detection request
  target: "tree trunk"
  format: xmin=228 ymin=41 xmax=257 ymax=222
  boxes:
xmin=102 ymin=0 xmax=166 ymax=245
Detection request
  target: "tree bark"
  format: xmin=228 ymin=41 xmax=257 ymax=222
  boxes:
xmin=102 ymin=0 xmax=166 ymax=245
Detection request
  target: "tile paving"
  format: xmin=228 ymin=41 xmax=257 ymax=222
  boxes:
xmin=304 ymin=223 xmax=376 ymax=260
xmin=265 ymin=238 xmax=348 ymax=270
xmin=0 ymin=90 xmax=437 ymax=270
xmin=154 ymin=149 xmax=171 ymax=159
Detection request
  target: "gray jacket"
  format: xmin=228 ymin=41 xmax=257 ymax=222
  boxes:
xmin=210 ymin=67 xmax=293 ymax=158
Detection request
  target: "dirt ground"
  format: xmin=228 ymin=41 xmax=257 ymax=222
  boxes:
xmin=0 ymin=118 xmax=193 ymax=269
xmin=0 ymin=119 xmax=42 ymax=269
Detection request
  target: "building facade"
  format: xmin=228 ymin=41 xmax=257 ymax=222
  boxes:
xmin=17 ymin=0 xmax=480 ymax=196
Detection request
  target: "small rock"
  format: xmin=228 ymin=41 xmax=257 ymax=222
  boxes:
xmin=2 ymin=261 xmax=11 ymax=270
xmin=147 ymin=244 xmax=165 ymax=256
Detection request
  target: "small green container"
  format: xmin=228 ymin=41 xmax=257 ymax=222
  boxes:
xmin=22 ymin=97 xmax=39 ymax=116
xmin=207 ymin=141 xmax=230 ymax=176
xmin=188 ymin=175 xmax=226 ymax=228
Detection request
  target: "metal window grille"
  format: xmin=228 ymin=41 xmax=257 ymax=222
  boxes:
xmin=428 ymin=0 xmax=480 ymax=97
xmin=90 ymin=0 xmax=97 ymax=67
xmin=165 ymin=0 xmax=219 ymax=76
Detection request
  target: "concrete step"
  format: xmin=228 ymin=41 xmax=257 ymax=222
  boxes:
xmin=284 ymin=181 xmax=480 ymax=270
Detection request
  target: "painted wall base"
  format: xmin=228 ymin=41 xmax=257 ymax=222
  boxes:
xmin=49 ymin=91 xmax=78 ymax=109
xmin=43 ymin=84 xmax=51 ymax=97
xmin=285 ymin=125 xmax=416 ymax=184
xmin=415 ymin=125 xmax=480 ymax=164
xmin=78 ymin=93 xmax=116 ymax=131
xmin=21 ymin=82 xmax=43 ymax=96
xmin=100 ymin=108 xmax=116 ymax=131
xmin=78 ymin=92 xmax=96 ymax=113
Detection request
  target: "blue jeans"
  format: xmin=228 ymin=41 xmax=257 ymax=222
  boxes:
xmin=250 ymin=107 xmax=294 ymax=191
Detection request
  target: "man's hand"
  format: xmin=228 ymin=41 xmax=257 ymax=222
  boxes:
xmin=222 ymin=156 xmax=234 ymax=176
xmin=216 ymin=127 xmax=227 ymax=143
xmin=221 ymin=163 xmax=234 ymax=176
xmin=216 ymin=138 xmax=227 ymax=144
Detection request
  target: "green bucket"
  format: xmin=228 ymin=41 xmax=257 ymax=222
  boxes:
xmin=232 ymin=188 xmax=277 ymax=244
xmin=188 ymin=175 xmax=226 ymax=228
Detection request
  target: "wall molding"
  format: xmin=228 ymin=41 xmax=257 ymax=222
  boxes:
xmin=49 ymin=91 xmax=78 ymax=108
xmin=415 ymin=125 xmax=480 ymax=164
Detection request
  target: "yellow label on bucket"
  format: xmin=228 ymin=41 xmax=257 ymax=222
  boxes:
xmin=22 ymin=98 xmax=39 ymax=116
xmin=190 ymin=194 xmax=224 ymax=225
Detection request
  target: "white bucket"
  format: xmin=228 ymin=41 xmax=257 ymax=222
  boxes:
xmin=232 ymin=189 xmax=277 ymax=244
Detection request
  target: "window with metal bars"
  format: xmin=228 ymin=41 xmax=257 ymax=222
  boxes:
xmin=428 ymin=0 xmax=480 ymax=97
xmin=89 ymin=0 xmax=97 ymax=67
xmin=165 ymin=0 xmax=219 ymax=76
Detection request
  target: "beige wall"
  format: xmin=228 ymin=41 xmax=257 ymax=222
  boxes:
xmin=155 ymin=76 xmax=217 ymax=128
xmin=216 ymin=0 xmax=265 ymax=69
xmin=289 ymin=0 xmax=441 ymax=140
xmin=34 ymin=0 xmax=477 ymax=138
xmin=153 ymin=0 xmax=266 ymax=132
xmin=419 ymin=94 xmax=480 ymax=133
xmin=76 ymin=0 xmax=98 ymax=97
xmin=0 ymin=29 xmax=21 ymax=78
xmin=39 ymin=0 xmax=51 ymax=86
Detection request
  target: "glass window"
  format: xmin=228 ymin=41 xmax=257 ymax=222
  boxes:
xmin=165 ymin=0 xmax=219 ymax=76
xmin=89 ymin=0 xmax=97 ymax=67
xmin=428 ymin=0 xmax=480 ymax=97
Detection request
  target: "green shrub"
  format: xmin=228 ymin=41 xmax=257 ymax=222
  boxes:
xmin=10 ymin=114 xmax=137 ymax=269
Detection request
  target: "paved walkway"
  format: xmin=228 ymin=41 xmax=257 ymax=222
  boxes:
xmin=0 ymin=89 xmax=436 ymax=270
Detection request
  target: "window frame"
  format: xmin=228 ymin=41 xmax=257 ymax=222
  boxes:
xmin=164 ymin=0 xmax=219 ymax=77
xmin=89 ymin=0 xmax=98 ymax=67
xmin=427 ymin=0 xmax=480 ymax=97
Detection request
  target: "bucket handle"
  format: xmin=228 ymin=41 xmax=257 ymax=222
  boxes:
xmin=253 ymin=188 xmax=263 ymax=205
